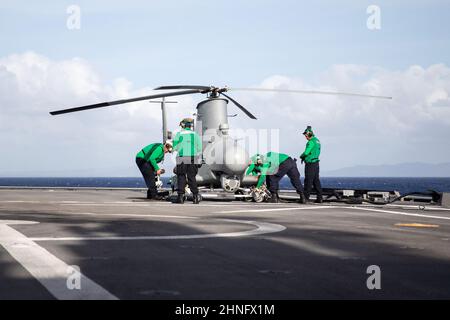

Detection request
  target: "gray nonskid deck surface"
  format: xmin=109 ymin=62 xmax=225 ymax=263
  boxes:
xmin=0 ymin=189 xmax=449 ymax=299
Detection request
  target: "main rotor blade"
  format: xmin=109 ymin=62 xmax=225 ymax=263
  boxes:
xmin=228 ymin=87 xmax=393 ymax=100
xmin=154 ymin=85 xmax=212 ymax=91
xmin=220 ymin=92 xmax=257 ymax=120
xmin=49 ymin=89 xmax=202 ymax=116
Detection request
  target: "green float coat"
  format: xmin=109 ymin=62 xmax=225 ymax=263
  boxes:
xmin=246 ymin=152 xmax=290 ymax=188
xmin=136 ymin=143 xmax=165 ymax=170
xmin=173 ymin=128 xmax=202 ymax=157
xmin=301 ymin=136 xmax=321 ymax=163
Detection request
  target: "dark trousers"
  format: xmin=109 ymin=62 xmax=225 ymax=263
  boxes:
xmin=136 ymin=158 xmax=157 ymax=198
xmin=177 ymin=162 xmax=199 ymax=195
xmin=304 ymin=162 xmax=323 ymax=200
xmin=266 ymin=157 xmax=304 ymax=194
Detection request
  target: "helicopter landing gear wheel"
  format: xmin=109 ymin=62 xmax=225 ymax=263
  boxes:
xmin=251 ymin=188 xmax=270 ymax=203
xmin=244 ymin=196 xmax=253 ymax=202
xmin=236 ymin=190 xmax=252 ymax=202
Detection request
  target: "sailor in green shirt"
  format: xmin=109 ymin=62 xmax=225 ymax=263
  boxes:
xmin=300 ymin=126 xmax=323 ymax=203
xmin=173 ymin=118 xmax=203 ymax=204
xmin=136 ymin=141 xmax=173 ymax=200
xmin=247 ymin=152 xmax=306 ymax=203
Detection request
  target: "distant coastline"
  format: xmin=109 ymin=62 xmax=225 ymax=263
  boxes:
xmin=323 ymin=162 xmax=450 ymax=177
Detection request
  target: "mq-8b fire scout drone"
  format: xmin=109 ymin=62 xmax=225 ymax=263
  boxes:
xmin=50 ymin=85 xmax=391 ymax=195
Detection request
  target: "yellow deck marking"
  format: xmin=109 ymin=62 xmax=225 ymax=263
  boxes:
xmin=395 ymin=223 xmax=439 ymax=228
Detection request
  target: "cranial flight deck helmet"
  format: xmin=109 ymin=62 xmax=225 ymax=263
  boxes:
xmin=302 ymin=125 xmax=314 ymax=137
xmin=255 ymin=154 xmax=264 ymax=166
xmin=164 ymin=140 xmax=173 ymax=153
xmin=180 ymin=118 xmax=194 ymax=129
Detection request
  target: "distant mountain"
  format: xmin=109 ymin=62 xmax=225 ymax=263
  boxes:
xmin=323 ymin=162 xmax=450 ymax=177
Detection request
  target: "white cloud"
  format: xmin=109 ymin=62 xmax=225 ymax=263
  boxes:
xmin=231 ymin=64 xmax=450 ymax=170
xmin=0 ymin=52 xmax=449 ymax=176
xmin=0 ymin=52 xmax=194 ymax=176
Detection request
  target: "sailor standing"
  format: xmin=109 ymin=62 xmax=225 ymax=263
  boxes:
xmin=173 ymin=118 xmax=203 ymax=204
xmin=300 ymin=126 xmax=323 ymax=203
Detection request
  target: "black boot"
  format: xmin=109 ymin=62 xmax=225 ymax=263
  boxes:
xmin=175 ymin=193 xmax=185 ymax=204
xmin=268 ymin=193 xmax=279 ymax=203
xmin=193 ymin=194 xmax=201 ymax=204
xmin=151 ymin=195 xmax=165 ymax=201
xmin=298 ymin=192 xmax=307 ymax=204
xmin=147 ymin=191 xmax=164 ymax=201
xmin=314 ymin=196 xmax=323 ymax=204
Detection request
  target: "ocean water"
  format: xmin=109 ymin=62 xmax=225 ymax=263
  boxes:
xmin=1 ymin=177 xmax=450 ymax=195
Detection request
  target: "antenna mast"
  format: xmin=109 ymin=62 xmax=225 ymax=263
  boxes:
xmin=149 ymin=98 xmax=177 ymax=142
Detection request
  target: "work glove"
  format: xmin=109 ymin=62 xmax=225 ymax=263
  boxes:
xmin=300 ymin=155 xmax=305 ymax=164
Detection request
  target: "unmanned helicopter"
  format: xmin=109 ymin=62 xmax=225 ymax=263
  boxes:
xmin=50 ymin=85 xmax=391 ymax=197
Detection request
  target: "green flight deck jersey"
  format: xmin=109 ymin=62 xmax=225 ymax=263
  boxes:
xmin=300 ymin=136 xmax=321 ymax=163
xmin=246 ymin=152 xmax=290 ymax=188
xmin=173 ymin=128 xmax=202 ymax=157
xmin=136 ymin=143 xmax=165 ymax=171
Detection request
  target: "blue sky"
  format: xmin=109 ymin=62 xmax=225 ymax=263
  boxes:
xmin=0 ymin=1 xmax=450 ymax=176
xmin=1 ymin=0 xmax=449 ymax=86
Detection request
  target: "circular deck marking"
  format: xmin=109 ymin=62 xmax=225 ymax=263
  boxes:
xmin=0 ymin=216 xmax=285 ymax=299
xmin=216 ymin=206 xmax=328 ymax=214
xmin=0 ymin=220 xmax=118 ymax=300
xmin=27 ymin=215 xmax=286 ymax=242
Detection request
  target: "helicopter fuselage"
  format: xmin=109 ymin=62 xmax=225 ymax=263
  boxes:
xmin=192 ymin=97 xmax=255 ymax=192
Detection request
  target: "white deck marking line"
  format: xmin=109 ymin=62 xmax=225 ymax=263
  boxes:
xmin=66 ymin=213 xmax=199 ymax=220
xmin=0 ymin=220 xmax=118 ymax=300
xmin=1 ymin=199 xmax=325 ymax=208
xmin=358 ymin=203 xmax=450 ymax=212
xmin=0 ymin=201 xmax=42 ymax=203
xmin=216 ymin=206 xmax=329 ymax=214
xmin=384 ymin=204 xmax=450 ymax=212
xmin=59 ymin=202 xmax=272 ymax=207
xmin=345 ymin=206 xmax=450 ymax=221
xmin=30 ymin=219 xmax=286 ymax=241
xmin=414 ymin=207 xmax=450 ymax=211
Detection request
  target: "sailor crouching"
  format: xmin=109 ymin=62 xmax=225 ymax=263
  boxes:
xmin=136 ymin=141 xmax=173 ymax=200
